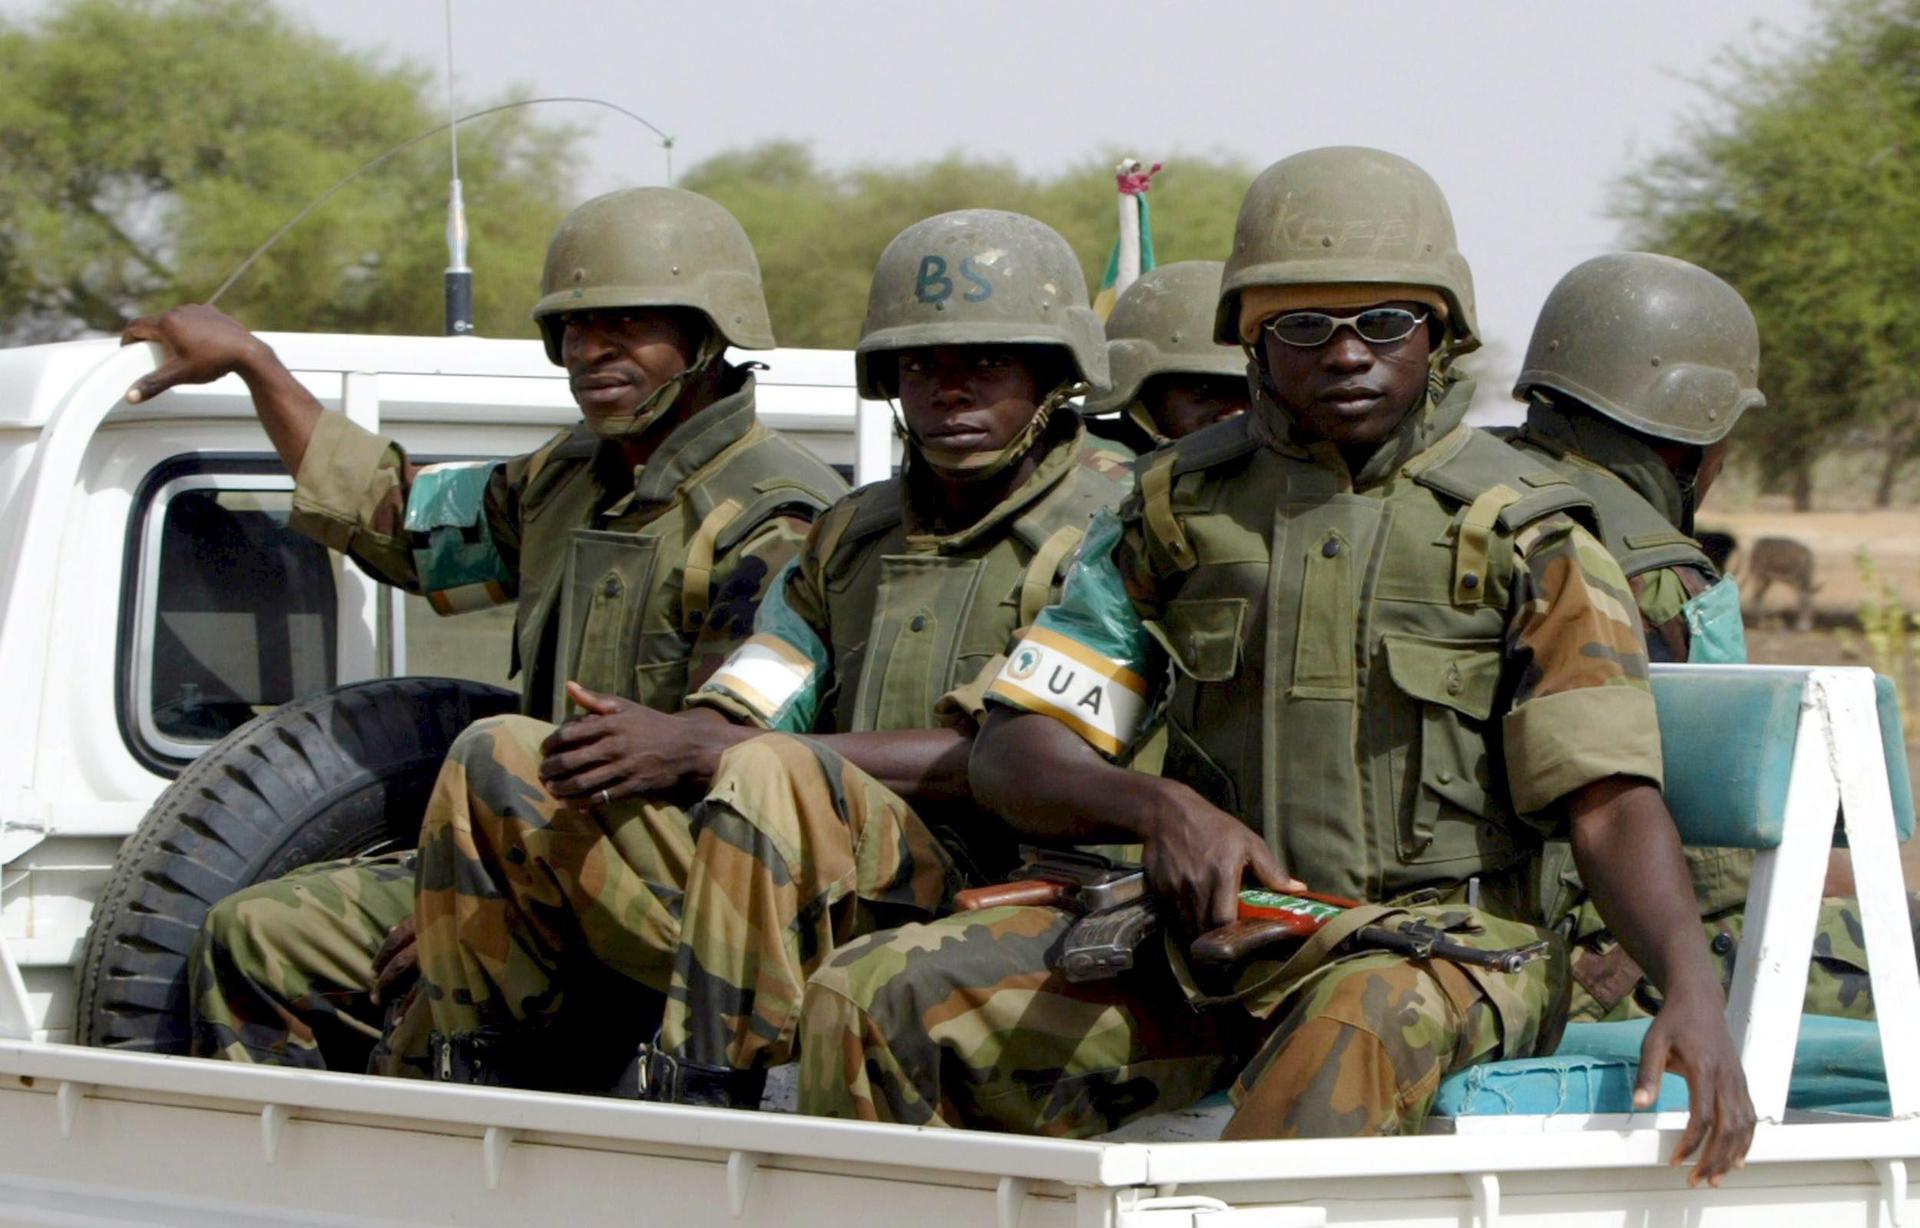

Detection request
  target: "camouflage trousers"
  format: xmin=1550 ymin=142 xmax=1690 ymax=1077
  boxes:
xmin=400 ymin=714 xmax=700 ymax=1074
xmin=660 ymin=734 xmax=959 ymax=1069
xmin=189 ymin=851 xmax=413 ymax=1070
xmin=1569 ymin=894 xmax=1920 ymax=1023
xmin=798 ymin=903 xmax=1566 ymax=1139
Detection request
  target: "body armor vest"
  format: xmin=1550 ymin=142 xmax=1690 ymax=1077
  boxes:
xmin=812 ymin=419 xmax=1131 ymax=736
xmin=1133 ymin=389 xmax=1594 ymax=904
xmin=1500 ymin=411 xmax=1715 ymax=584
xmin=511 ymin=379 xmax=844 ymax=719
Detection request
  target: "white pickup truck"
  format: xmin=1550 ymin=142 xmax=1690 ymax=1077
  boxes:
xmin=0 ymin=333 xmax=1915 ymax=1228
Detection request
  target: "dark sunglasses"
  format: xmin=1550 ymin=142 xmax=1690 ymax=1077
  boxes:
xmin=1263 ymin=307 xmax=1429 ymax=349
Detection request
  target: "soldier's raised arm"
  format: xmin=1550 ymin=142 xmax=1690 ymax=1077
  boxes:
xmin=123 ymin=304 xmax=337 ymax=479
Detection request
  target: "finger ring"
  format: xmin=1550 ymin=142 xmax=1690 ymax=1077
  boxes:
xmin=594 ymin=788 xmax=611 ymax=808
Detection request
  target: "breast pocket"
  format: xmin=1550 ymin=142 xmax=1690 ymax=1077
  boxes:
xmin=1381 ymin=632 xmax=1511 ymax=866
xmin=1157 ymin=596 xmax=1246 ymax=682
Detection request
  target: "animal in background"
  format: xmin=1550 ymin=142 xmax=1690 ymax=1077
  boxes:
xmin=1737 ymin=536 xmax=1821 ymax=631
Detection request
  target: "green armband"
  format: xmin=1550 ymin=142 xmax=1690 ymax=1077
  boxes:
xmin=405 ymin=462 xmax=514 ymax=614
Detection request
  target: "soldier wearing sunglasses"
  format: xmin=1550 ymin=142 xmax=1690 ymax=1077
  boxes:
xmin=796 ymin=146 xmax=1752 ymax=1187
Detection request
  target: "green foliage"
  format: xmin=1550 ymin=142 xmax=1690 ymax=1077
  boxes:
xmin=0 ymin=0 xmax=580 ymax=341
xmin=1614 ymin=0 xmax=1920 ymax=507
xmin=682 ymin=142 xmax=1254 ymax=350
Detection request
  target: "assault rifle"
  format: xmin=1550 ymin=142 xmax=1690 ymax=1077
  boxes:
xmin=957 ymin=852 xmax=1549 ymax=981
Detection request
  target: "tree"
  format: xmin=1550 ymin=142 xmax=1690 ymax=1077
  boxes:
xmin=682 ymin=142 xmax=1254 ymax=350
xmin=1615 ymin=0 xmax=1920 ymax=509
xmin=0 ymin=0 xmax=581 ymax=342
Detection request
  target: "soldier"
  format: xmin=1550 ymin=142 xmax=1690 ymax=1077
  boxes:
xmin=409 ymin=209 xmax=1133 ymax=1099
xmin=1507 ymin=251 xmax=1909 ymax=1022
xmin=1083 ymin=261 xmax=1248 ymax=452
xmin=797 ymin=148 xmax=1753 ymax=1185
xmin=120 ymin=187 xmax=847 ymax=1071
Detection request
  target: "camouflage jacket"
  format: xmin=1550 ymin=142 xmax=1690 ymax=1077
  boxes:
xmin=988 ymin=378 xmax=1666 ymax=910
xmin=287 ymin=371 xmax=846 ymax=719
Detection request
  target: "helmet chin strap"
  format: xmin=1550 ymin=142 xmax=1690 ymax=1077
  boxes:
xmin=898 ymin=381 xmax=1086 ymax=483
xmin=587 ymin=330 xmax=725 ymax=442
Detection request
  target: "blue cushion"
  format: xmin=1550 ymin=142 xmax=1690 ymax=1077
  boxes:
xmin=1436 ymin=1015 xmax=1892 ymax=1118
xmin=1877 ymin=675 xmax=1915 ymax=844
xmin=1649 ymin=665 xmax=1806 ymax=850
xmin=1433 ymin=1053 xmax=1688 ymax=1117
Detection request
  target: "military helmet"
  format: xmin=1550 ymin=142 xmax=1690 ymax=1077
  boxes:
xmin=1214 ymin=146 xmax=1478 ymax=352
xmin=1083 ymin=261 xmax=1244 ymax=415
xmin=530 ymin=187 xmax=775 ymax=366
xmin=1513 ymin=252 xmax=1762 ymax=446
xmin=855 ymin=209 xmax=1108 ymax=400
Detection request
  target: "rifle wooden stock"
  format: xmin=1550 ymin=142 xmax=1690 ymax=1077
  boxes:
xmin=953 ymin=879 xmax=1071 ymax=912
xmin=1189 ymin=918 xmax=1300 ymax=964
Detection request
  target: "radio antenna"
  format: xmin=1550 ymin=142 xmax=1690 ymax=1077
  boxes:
xmin=442 ymin=0 xmax=473 ymax=336
xmin=206 ymin=97 xmax=676 ymax=309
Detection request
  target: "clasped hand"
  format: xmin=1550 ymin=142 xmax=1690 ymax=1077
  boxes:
xmin=537 ymin=681 xmax=731 ymax=802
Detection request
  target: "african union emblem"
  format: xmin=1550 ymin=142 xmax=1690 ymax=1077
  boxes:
xmin=1006 ymin=644 xmax=1042 ymax=681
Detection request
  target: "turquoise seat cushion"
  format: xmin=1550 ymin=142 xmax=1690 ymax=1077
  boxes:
xmin=1435 ymin=1015 xmax=1890 ymax=1117
xmin=1877 ymin=674 xmax=1915 ymax=843
xmin=1433 ymin=1052 xmax=1688 ymax=1116
xmin=1648 ymin=666 xmax=1807 ymax=850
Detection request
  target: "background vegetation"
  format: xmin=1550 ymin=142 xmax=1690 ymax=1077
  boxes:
xmin=2 ymin=0 xmax=1915 ymax=507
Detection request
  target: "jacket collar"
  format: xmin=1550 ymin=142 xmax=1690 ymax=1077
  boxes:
xmin=1517 ymin=398 xmax=1687 ymax=526
xmin=902 ymin=411 xmax=1087 ymax=553
xmin=610 ymin=368 xmax=760 ymax=507
xmin=1249 ymin=370 xmax=1476 ymax=491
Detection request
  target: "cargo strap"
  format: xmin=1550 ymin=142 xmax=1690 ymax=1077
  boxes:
xmin=1141 ymin=451 xmax=1196 ymax=572
xmin=680 ymin=497 xmax=745 ymax=632
xmin=1453 ymin=483 xmax=1522 ymax=607
xmin=1018 ymin=525 xmax=1085 ymax=626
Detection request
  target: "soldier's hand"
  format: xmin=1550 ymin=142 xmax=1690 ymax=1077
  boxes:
xmin=1634 ymin=987 xmax=1755 ymax=1187
xmin=121 ymin=304 xmax=275 ymax=403
xmin=1139 ymin=783 xmax=1305 ymax=933
xmin=539 ymin=682 xmax=742 ymax=802
xmin=369 ymin=913 xmax=419 ymax=1007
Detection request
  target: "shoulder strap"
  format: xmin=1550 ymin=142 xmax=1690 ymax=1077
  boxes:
xmin=518 ymin=424 xmax=598 ymax=514
xmin=680 ymin=498 xmax=745 ymax=632
xmin=1018 ymin=525 xmax=1086 ymax=625
xmin=1415 ymin=429 xmax=1598 ymax=610
xmin=1137 ymin=416 xmax=1262 ymax=575
xmin=813 ymin=480 xmax=905 ymax=569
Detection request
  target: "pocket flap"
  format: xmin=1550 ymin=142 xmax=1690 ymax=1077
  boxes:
xmin=1156 ymin=597 xmax=1246 ymax=682
xmin=1382 ymin=633 xmax=1501 ymax=720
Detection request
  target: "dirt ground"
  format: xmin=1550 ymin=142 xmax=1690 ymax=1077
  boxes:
xmin=1700 ymin=508 xmax=1920 ymax=619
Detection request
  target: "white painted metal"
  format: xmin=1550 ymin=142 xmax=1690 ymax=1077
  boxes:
xmin=1722 ymin=671 xmax=1838 ymax=1120
xmin=1825 ymin=672 xmax=1920 ymax=1118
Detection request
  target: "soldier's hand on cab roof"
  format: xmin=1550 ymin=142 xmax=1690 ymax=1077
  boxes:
xmin=1636 ymin=986 xmax=1756 ymax=1187
xmin=1137 ymin=781 xmax=1305 ymax=933
xmin=540 ymin=682 xmax=750 ymax=802
xmin=120 ymin=304 xmax=275 ymax=403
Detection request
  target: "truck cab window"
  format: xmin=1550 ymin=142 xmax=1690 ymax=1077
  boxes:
xmin=127 ymin=468 xmax=337 ymax=763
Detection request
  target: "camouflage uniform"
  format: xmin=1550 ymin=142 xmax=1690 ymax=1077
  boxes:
xmin=798 ymin=376 xmax=1660 ymax=1137
xmin=795 ymin=146 xmax=1673 ymax=1141
xmin=408 ymin=415 xmax=1133 ymax=1088
xmin=192 ymin=382 xmax=844 ymax=1070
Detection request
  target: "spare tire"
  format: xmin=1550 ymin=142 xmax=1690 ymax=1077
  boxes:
xmin=75 ymin=676 xmax=518 ymax=1053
